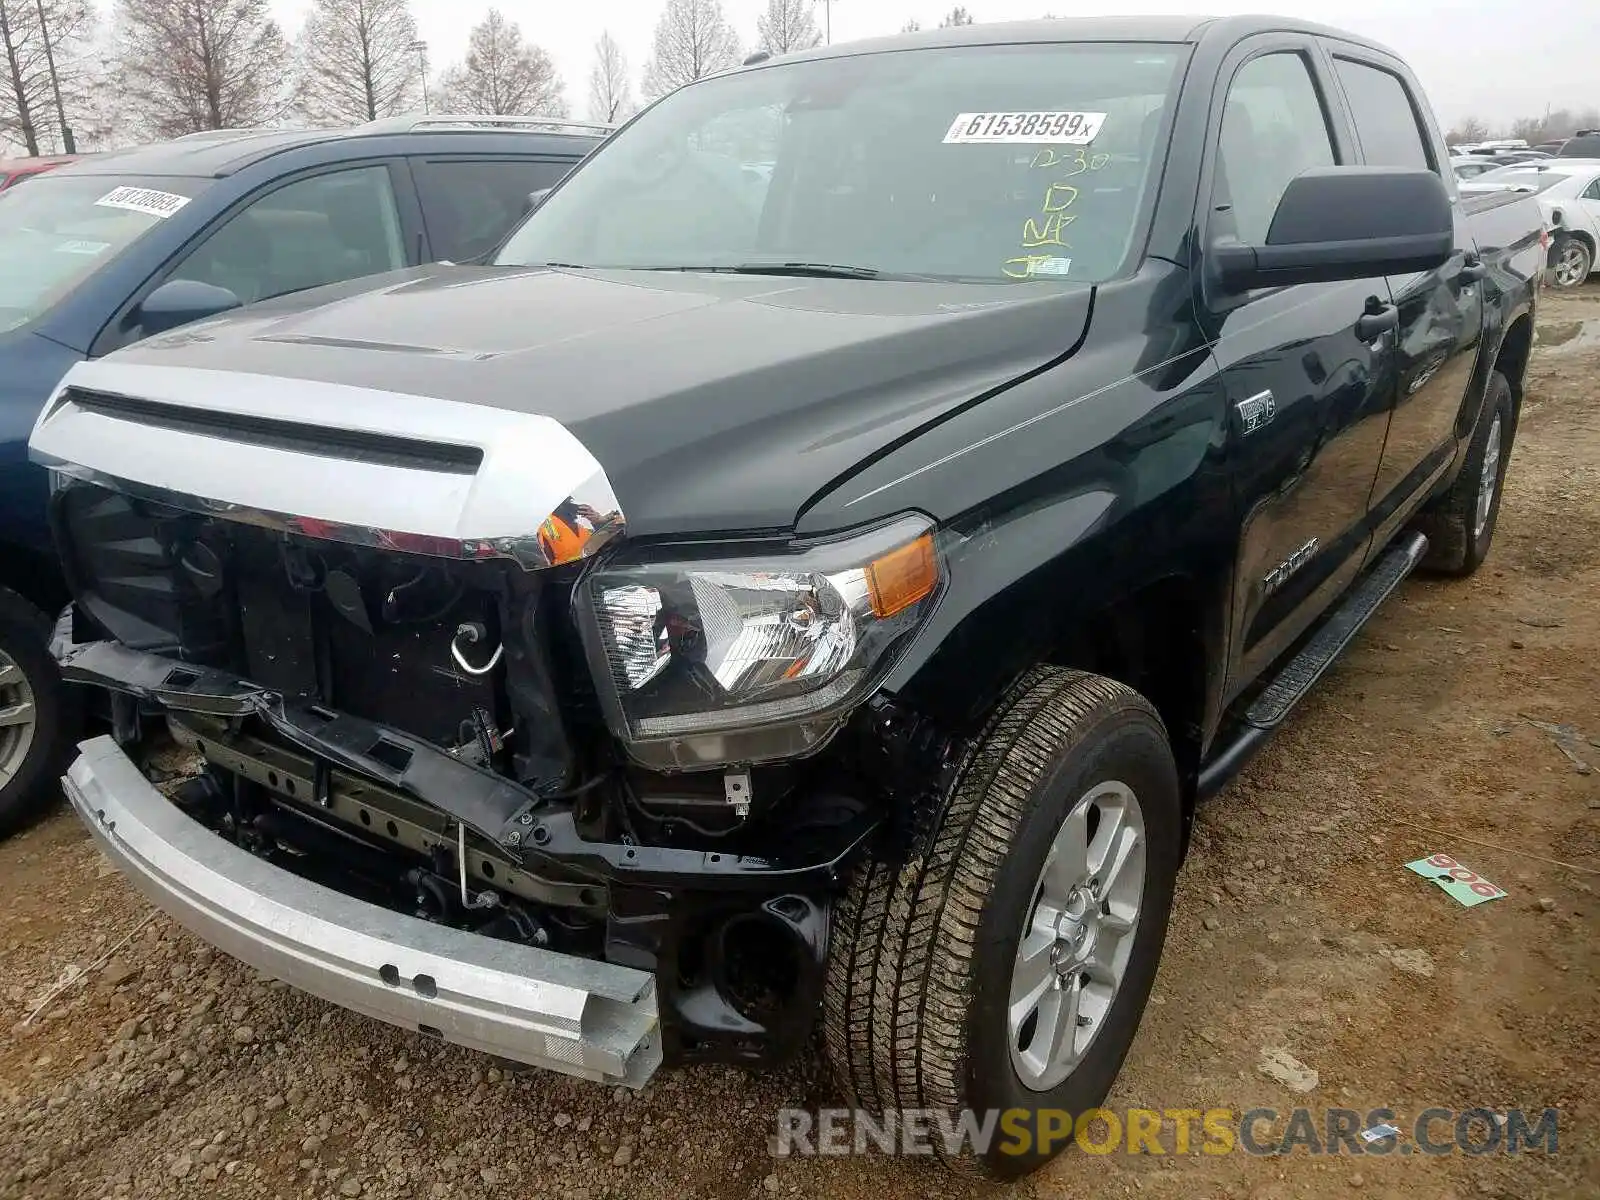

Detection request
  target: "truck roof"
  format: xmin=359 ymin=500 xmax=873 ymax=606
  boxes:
xmin=774 ymin=14 xmax=1397 ymax=63
xmin=45 ymin=117 xmax=608 ymax=181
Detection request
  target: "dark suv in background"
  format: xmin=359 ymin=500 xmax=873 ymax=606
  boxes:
xmin=0 ymin=115 xmax=607 ymax=833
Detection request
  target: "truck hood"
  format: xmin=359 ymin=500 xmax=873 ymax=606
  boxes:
xmin=65 ymin=265 xmax=1091 ymax=536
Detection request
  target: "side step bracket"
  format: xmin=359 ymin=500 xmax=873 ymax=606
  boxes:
xmin=1199 ymin=530 xmax=1429 ymax=798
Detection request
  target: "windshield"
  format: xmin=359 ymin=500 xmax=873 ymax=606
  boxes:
xmin=0 ymin=174 xmax=207 ymax=333
xmin=496 ymin=42 xmax=1185 ymax=285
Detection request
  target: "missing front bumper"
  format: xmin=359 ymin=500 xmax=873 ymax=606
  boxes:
xmin=65 ymin=735 xmax=662 ymax=1086
xmin=53 ymin=631 xmax=879 ymax=890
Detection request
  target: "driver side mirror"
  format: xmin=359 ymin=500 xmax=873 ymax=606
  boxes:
xmin=525 ymin=187 xmax=553 ymax=214
xmin=138 ymin=279 xmax=242 ymax=337
xmin=1214 ymin=166 xmax=1453 ymax=291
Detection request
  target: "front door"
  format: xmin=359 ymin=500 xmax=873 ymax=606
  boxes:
xmin=1198 ymin=42 xmax=1398 ymax=700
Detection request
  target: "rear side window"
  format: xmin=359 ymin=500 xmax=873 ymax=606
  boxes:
xmin=1333 ymin=58 xmax=1432 ymax=172
xmin=413 ymin=158 xmax=578 ymax=262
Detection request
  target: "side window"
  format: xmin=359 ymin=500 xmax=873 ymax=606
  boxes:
xmin=413 ymin=158 xmax=577 ymax=262
xmin=1333 ymin=58 xmax=1432 ymax=172
xmin=1217 ymin=52 xmax=1337 ymax=246
xmin=1583 ymin=178 xmax=1600 ymax=201
xmin=172 ymin=166 xmax=405 ymax=305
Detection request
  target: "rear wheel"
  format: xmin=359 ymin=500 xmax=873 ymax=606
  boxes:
xmin=1549 ymin=236 xmax=1592 ymax=289
xmin=822 ymin=667 xmax=1181 ymax=1178
xmin=1418 ymin=370 xmax=1514 ymax=576
xmin=0 ymin=588 xmax=76 ymax=838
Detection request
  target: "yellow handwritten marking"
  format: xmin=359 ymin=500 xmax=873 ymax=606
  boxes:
xmin=1003 ymin=254 xmax=1054 ymax=279
xmin=1029 ymin=147 xmax=1111 ymax=177
xmin=1042 ymin=184 xmax=1079 ymax=213
xmin=1022 ymin=213 xmax=1075 ymax=247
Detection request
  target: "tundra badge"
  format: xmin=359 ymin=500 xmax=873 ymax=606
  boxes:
xmin=1264 ymin=537 xmax=1319 ymax=596
xmin=1236 ymin=390 xmax=1276 ymax=435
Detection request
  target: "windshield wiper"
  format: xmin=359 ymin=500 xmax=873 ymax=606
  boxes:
xmin=730 ymin=262 xmax=883 ymax=279
xmin=629 ymin=262 xmax=885 ymax=279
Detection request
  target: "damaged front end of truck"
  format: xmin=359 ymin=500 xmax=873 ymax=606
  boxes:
xmin=32 ymin=361 xmax=950 ymax=1087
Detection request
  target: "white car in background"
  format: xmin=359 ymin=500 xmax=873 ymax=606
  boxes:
xmin=1459 ymin=159 xmax=1600 ymax=288
xmin=1450 ymin=155 xmax=1499 ymax=181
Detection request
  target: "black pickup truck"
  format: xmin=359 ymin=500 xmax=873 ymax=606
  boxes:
xmin=31 ymin=15 xmax=1541 ymax=1177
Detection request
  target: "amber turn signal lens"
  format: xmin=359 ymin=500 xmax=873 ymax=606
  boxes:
xmin=865 ymin=532 xmax=938 ymax=618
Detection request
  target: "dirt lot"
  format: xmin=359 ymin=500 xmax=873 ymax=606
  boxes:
xmin=1 ymin=291 xmax=1596 ymax=1200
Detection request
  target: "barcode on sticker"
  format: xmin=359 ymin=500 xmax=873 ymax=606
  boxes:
xmin=944 ymin=111 xmax=1106 ymax=144
xmin=94 ymin=186 xmax=191 ymax=219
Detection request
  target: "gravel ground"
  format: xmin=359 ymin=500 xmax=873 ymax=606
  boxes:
xmin=1 ymin=290 xmax=1596 ymax=1200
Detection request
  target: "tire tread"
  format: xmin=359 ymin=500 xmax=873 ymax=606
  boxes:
xmin=822 ymin=667 xmax=1165 ymax=1172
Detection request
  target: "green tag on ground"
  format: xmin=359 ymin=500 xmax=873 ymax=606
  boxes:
xmin=1405 ymin=852 xmax=1507 ymax=907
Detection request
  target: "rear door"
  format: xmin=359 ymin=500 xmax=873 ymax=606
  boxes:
xmin=1326 ymin=48 xmax=1485 ymax=551
xmin=1198 ymin=37 xmax=1398 ymax=699
xmin=410 ymin=156 xmax=581 ymax=262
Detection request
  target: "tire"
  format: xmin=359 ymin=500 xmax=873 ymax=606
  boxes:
xmin=1547 ymin=235 xmax=1592 ymax=289
xmin=822 ymin=667 xmax=1181 ymax=1178
xmin=0 ymin=588 xmax=76 ymax=838
xmin=1417 ymin=371 xmax=1514 ymax=577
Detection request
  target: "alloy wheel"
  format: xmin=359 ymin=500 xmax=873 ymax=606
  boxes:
xmin=1475 ymin=413 xmax=1504 ymax=540
xmin=1008 ymin=780 xmax=1147 ymax=1091
xmin=0 ymin=649 xmax=37 ymax=791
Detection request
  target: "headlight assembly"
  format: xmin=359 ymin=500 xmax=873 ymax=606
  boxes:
xmin=578 ymin=515 xmax=941 ymax=770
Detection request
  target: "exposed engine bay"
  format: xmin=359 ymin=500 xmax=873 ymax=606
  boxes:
xmin=49 ymin=478 xmax=942 ymax=1066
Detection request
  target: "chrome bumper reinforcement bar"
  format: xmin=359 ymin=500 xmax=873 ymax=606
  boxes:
xmin=64 ymin=736 xmax=662 ymax=1087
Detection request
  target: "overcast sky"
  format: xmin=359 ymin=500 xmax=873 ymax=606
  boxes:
xmin=261 ymin=0 xmax=1594 ymax=129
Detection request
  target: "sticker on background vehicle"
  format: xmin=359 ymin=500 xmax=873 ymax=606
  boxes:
xmin=93 ymin=186 xmax=191 ymax=219
xmin=943 ymin=111 xmax=1107 ymax=144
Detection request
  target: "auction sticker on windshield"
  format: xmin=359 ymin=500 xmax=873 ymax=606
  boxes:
xmin=943 ymin=111 xmax=1107 ymax=144
xmin=93 ymin=186 xmax=191 ymax=219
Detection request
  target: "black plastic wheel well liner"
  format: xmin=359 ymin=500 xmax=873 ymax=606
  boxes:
xmin=1493 ymin=313 xmax=1535 ymax=408
xmin=0 ymin=542 xmax=68 ymax=620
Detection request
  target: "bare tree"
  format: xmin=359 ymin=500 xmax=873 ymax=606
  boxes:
xmin=756 ymin=0 xmax=819 ymax=55
xmin=587 ymin=30 xmax=633 ymax=124
xmin=438 ymin=9 xmax=565 ymax=117
xmin=939 ymin=6 xmax=974 ymax=26
xmin=65 ymin=40 xmax=131 ymax=149
xmin=900 ymin=17 xmax=920 ymax=32
xmin=642 ymin=0 xmax=739 ymax=99
xmin=0 ymin=0 xmax=91 ymax=154
xmin=114 ymin=0 xmax=289 ymax=136
xmin=295 ymin=0 xmax=420 ymax=125
xmin=1445 ymin=115 xmax=1489 ymax=145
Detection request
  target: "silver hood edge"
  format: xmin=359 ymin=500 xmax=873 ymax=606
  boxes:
xmin=28 ymin=359 xmax=625 ymax=570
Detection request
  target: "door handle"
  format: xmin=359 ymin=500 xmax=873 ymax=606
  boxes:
xmin=1460 ymin=253 xmax=1488 ymax=283
xmin=1355 ymin=302 xmax=1399 ymax=341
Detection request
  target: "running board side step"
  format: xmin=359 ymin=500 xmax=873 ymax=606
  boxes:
xmin=1198 ymin=531 xmax=1429 ymax=799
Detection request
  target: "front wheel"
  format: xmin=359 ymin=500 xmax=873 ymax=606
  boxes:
xmin=1548 ymin=236 xmax=1592 ymax=289
xmin=823 ymin=668 xmax=1181 ymax=1178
